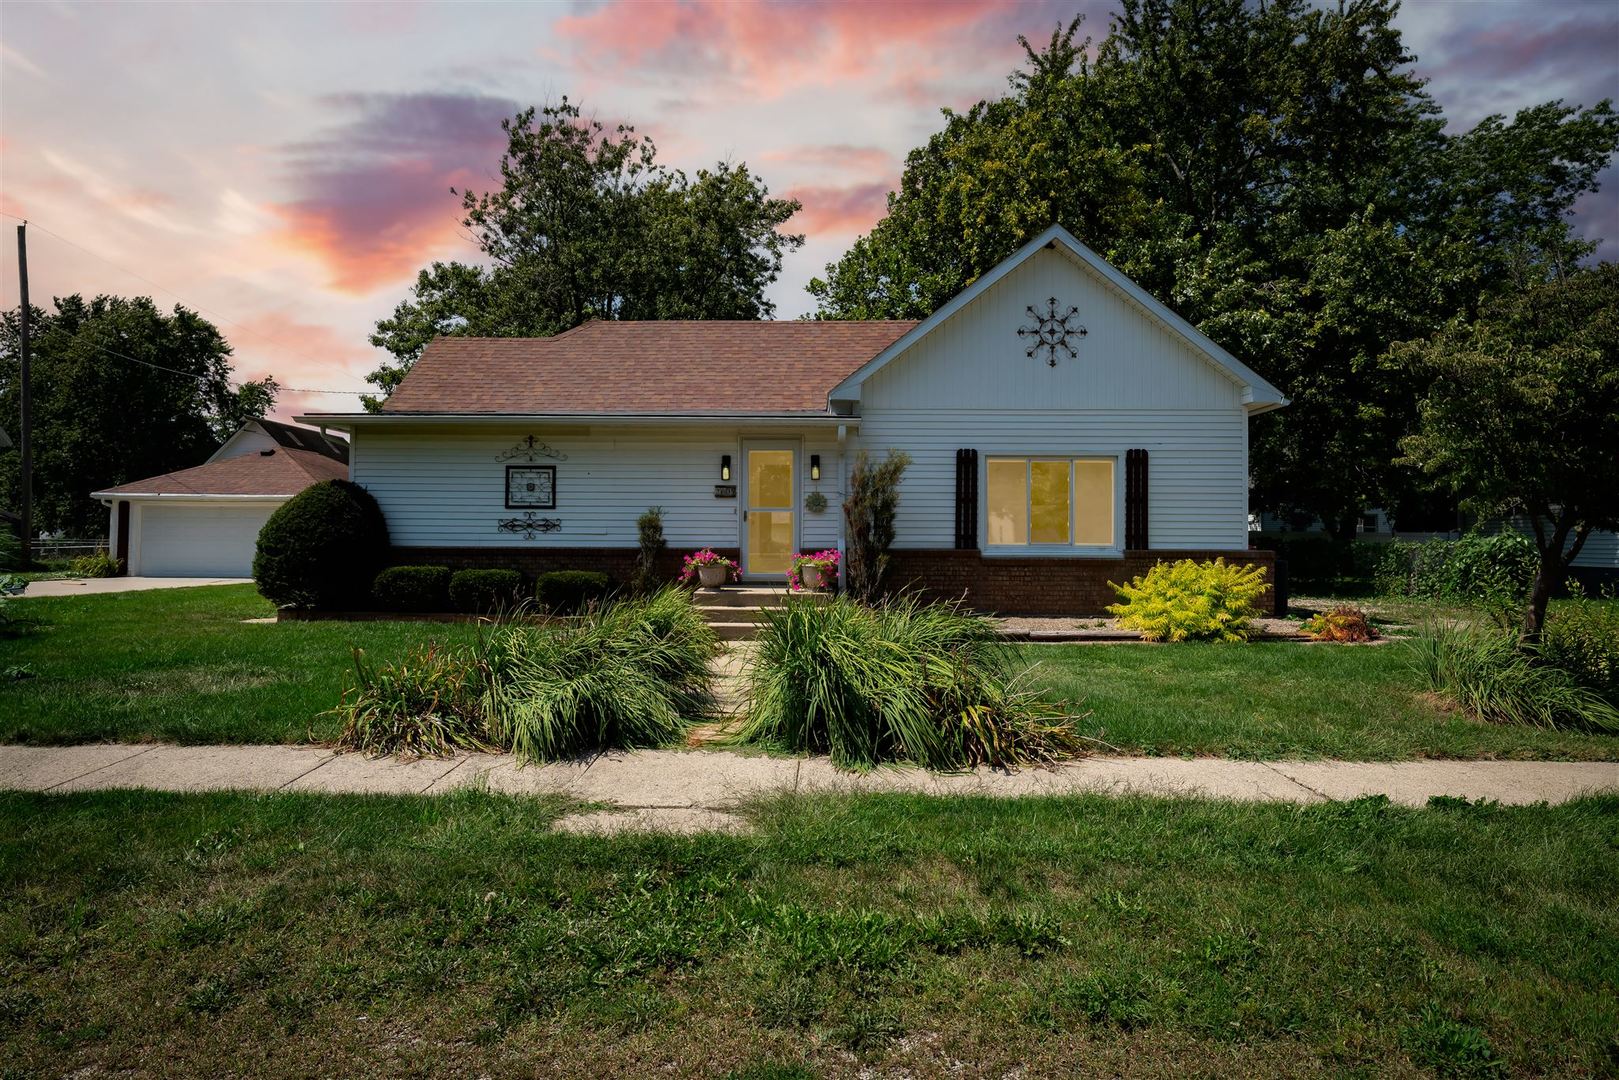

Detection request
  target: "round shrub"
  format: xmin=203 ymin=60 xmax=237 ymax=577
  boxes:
xmin=449 ymin=568 xmax=524 ymax=614
xmin=253 ymin=480 xmax=389 ymax=609
xmin=535 ymin=569 xmax=612 ymax=614
xmin=372 ymin=565 xmax=451 ymax=612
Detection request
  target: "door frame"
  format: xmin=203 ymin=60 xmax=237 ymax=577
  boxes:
xmin=739 ymin=438 xmax=801 ymax=580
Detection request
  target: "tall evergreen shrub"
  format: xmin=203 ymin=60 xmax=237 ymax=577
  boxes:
xmin=843 ymin=450 xmax=910 ymax=604
xmin=633 ymin=507 xmax=666 ymax=594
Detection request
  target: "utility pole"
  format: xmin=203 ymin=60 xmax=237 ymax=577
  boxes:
xmin=15 ymin=224 xmax=32 ymax=567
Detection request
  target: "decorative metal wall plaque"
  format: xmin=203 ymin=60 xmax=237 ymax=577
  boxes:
xmin=505 ymin=465 xmax=556 ymax=509
xmin=497 ymin=512 xmax=562 ymax=539
xmin=496 ymin=435 xmax=568 ymax=462
xmin=1017 ymin=297 xmax=1088 ymax=367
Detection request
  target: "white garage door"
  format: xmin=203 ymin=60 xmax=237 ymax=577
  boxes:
xmin=134 ymin=502 xmax=281 ymax=577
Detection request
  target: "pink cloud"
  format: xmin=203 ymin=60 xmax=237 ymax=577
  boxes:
xmin=271 ymin=92 xmax=518 ymax=293
xmin=785 ymin=181 xmax=891 ymax=236
xmin=763 ymin=144 xmax=894 ymax=174
xmin=225 ymin=312 xmax=376 ymax=418
xmin=554 ymin=0 xmax=1062 ymax=99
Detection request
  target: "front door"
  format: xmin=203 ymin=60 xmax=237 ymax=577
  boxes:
xmin=742 ymin=442 xmax=797 ymax=579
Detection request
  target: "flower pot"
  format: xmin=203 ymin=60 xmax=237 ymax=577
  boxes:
xmin=697 ymin=564 xmax=729 ymax=588
xmin=801 ymin=564 xmax=827 ymax=590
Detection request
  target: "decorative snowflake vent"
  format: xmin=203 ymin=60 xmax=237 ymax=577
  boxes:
xmin=1017 ymin=297 xmax=1088 ymax=367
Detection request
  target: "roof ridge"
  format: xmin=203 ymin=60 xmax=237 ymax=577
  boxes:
xmin=443 ymin=318 xmax=920 ymax=340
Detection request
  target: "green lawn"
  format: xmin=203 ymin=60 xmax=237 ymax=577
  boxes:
xmin=0 ymin=585 xmax=479 ymax=745
xmin=2 ymin=789 xmax=1614 ymax=1077
xmin=4 ymin=584 xmax=1617 ymax=761
xmin=1030 ymin=641 xmax=1619 ymax=760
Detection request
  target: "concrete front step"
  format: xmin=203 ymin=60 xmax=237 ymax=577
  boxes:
xmin=696 ymin=586 xmax=828 ymax=640
xmin=696 ymin=605 xmax=778 ymax=624
xmin=693 ymin=586 xmax=799 ymax=608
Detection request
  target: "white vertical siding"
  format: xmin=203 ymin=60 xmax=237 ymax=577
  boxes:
xmin=855 ymin=246 xmax=1251 ymax=551
xmin=352 ymin=424 xmax=841 ymax=552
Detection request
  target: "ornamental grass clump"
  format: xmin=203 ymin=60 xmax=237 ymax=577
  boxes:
xmin=737 ymin=594 xmax=1085 ymax=771
xmin=480 ymin=586 xmax=721 ymax=761
xmin=1107 ymin=558 xmax=1268 ymax=642
xmin=331 ymin=643 xmax=498 ymax=757
xmin=328 ymin=589 xmax=720 ymax=761
xmin=1410 ymin=622 xmax=1619 ymax=734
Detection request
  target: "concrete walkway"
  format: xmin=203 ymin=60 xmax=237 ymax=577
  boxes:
xmin=18 ymin=576 xmax=252 ymax=597
xmin=5 ymin=744 xmax=1615 ymax=829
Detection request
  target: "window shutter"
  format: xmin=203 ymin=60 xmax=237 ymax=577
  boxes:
xmin=954 ymin=449 xmax=978 ymax=549
xmin=1125 ymin=449 xmax=1149 ymax=550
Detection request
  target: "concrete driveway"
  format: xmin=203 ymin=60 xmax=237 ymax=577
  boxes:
xmin=18 ymin=576 xmax=252 ymax=597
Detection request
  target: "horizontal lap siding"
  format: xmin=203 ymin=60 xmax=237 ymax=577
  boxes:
xmin=1574 ymin=530 xmax=1619 ymax=570
xmin=855 ymin=411 xmax=1249 ymax=550
xmin=355 ymin=426 xmax=841 ymax=550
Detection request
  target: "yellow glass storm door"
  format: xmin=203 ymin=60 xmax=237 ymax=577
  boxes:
xmin=743 ymin=443 xmax=797 ymax=578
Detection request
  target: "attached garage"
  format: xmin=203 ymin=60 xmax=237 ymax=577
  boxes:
xmin=93 ymin=420 xmax=348 ymax=578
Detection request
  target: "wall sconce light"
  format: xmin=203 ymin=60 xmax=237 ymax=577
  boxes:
xmin=810 ymin=454 xmax=821 ymax=481
xmin=720 ymin=454 xmax=732 ymax=482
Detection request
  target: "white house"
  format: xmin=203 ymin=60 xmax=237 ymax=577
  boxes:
xmin=93 ymin=419 xmax=348 ymax=577
xmin=298 ymin=225 xmax=1287 ymax=614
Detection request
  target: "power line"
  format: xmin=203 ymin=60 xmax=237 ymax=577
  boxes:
xmin=4 ymin=211 xmax=281 ymax=340
xmin=0 ymin=210 xmax=367 ymax=388
xmin=48 ymin=331 xmax=361 ymax=397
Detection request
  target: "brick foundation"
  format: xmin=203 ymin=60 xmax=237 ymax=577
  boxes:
xmin=386 ymin=545 xmax=1278 ymax=616
xmin=384 ymin=546 xmax=741 ymax=587
xmin=880 ymin=548 xmax=1279 ymax=616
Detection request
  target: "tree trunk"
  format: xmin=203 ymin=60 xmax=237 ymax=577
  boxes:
xmin=1521 ymin=518 xmax=1586 ymax=643
xmin=1326 ymin=512 xmax=1360 ymax=542
xmin=1521 ymin=555 xmax=1558 ymax=642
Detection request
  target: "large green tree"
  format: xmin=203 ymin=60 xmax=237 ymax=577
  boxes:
xmin=365 ymin=98 xmax=804 ymax=409
xmin=811 ymin=1 xmax=1619 ymax=536
xmin=1396 ymin=265 xmax=1619 ymax=640
xmin=0 ymin=295 xmax=275 ymax=537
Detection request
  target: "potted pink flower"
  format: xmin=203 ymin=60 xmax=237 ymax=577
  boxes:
xmin=680 ymin=548 xmax=738 ymax=589
xmin=788 ymin=549 xmax=840 ymax=592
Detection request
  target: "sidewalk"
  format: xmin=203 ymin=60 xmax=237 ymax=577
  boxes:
xmin=18 ymin=577 xmax=251 ymax=598
xmin=5 ymin=743 xmax=1615 ymax=822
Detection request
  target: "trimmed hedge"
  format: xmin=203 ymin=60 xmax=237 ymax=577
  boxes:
xmin=1249 ymin=534 xmax=1382 ymax=591
xmin=372 ymin=565 xmax=451 ymax=612
xmin=536 ymin=570 xmax=612 ymax=614
xmin=254 ymin=480 xmax=389 ymax=609
xmin=449 ymin=568 xmax=524 ymax=614
xmin=1375 ymin=533 xmax=1537 ymax=601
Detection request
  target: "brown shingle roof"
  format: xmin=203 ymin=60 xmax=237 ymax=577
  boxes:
xmin=93 ymin=448 xmax=347 ymax=497
xmin=380 ymin=320 xmax=920 ymax=415
xmin=253 ymin=418 xmax=349 ymax=462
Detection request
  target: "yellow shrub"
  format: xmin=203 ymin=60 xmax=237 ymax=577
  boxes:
xmin=1106 ymin=558 xmax=1268 ymax=642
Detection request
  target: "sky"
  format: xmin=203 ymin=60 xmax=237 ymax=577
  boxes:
xmin=1 ymin=0 xmax=1616 ymax=422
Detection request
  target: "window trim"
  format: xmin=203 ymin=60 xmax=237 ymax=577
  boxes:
xmin=981 ymin=454 xmax=1121 ymax=557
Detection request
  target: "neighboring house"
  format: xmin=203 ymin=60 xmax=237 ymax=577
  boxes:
xmin=1254 ymin=509 xmax=1619 ymax=585
xmin=92 ymin=419 xmax=348 ymax=577
xmin=298 ymin=225 xmax=1287 ymax=614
